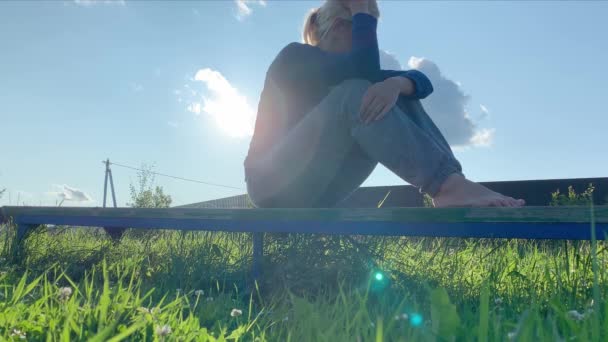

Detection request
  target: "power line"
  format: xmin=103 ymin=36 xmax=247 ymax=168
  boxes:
xmin=106 ymin=161 xmax=245 ymax=191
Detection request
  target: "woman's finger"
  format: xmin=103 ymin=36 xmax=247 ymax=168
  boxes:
xmin=369 ymin=101 xmax=387 ymax=123
xmin=361 ymin=94 xmax=379 ymax=122
xmin=374 ymin=103 xmax=391 ymax=121
xmin=364 ymin=97 xmax=383 ymax=124
xmin=370 ymin=97 xmax=391 ymax=123
xmin=359 ymin=90 xmax=375 ymax=121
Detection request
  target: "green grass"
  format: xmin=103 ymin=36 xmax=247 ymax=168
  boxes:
xmin=0 ymin=217 xmax=607 ymax=341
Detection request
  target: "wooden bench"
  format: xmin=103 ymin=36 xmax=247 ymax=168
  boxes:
xmin=2 ymin=205 xmax=607 ymax=278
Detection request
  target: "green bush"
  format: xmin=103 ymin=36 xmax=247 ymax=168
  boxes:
xmin=122 ymin=164 xmax=173 ymax=242
xmin=127 ymin=163 xmax=172 ymax=209
xmin=549 ymin=183 xmax=595 ymax=206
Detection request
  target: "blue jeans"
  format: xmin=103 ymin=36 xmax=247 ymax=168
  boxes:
xmin=246 ymin=79 xmax=463 ymax=208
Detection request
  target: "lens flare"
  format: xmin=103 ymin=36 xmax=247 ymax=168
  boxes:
xmin=410 ymin=313 xmax=423 ymax=327
xmin=374 ymin=272 xmax=384 ymax=281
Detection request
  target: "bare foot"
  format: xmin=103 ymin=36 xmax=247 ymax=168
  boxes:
xmin=432 ymin=174 xmax=526 ymax=208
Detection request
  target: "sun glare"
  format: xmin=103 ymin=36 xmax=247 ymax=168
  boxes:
xmin=193 ymin=68 xmax=255 ymax=138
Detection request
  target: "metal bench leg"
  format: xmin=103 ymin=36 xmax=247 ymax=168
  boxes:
xmin=16 ymin=224 xmax=30 ymax=242
xmin=12 ymin=224 xmax=32 ymax=262
xmin=252 ymin=232 xmax=264 ymax=280
xmin=103 ymin=226 xmax=126 ymax=242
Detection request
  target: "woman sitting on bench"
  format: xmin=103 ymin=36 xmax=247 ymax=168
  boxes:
xmin=244 ymin=0 xmax=525 ymax=208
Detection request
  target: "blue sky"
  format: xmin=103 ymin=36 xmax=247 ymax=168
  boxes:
xmin=1 ymin=0 xmax=607 ymax=207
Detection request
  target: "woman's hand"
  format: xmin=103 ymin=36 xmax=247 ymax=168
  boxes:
xmin=359 ymin=77 xmax=402 ymax=124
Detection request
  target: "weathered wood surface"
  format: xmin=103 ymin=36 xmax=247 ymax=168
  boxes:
xmin=2 ymin=205 xmax=607 ymax=224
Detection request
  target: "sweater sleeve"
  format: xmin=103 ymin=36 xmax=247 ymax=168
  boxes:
xmin=276 ymin=13 xmax=380 ymax=86
xmin=377 ymin=69 xmax=434 ymax=99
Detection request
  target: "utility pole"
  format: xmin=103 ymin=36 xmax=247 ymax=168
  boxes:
xmin=102 ymin=159 xmax=117 ymax=208
xmin=102 ymin=159 xmax=124 ymax=241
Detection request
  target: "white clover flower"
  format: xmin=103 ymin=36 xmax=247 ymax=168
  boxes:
xmin=10 ymin=329 xmax=26 ymax=339
xmin=507 ymin=331 xmax=518 ymax=340
xmin=494 ymin=297 xmax=503 ymax=305
xmin=155 ymin=325 xmax=172 ymax=336
xmin=206 ymin=297 xmax=214 ymax=302
xmin=194 ymin=290 xmax=204 ymax=296
xmin=151 ymin=307 xmax=162 ymax=315
xmin=58 ymin=287 xmax=73 ymax=301
xmin=394 ymin=313 xmax=409 ymax=321
xmin=567 ymin=310 xmax=585 ymax=321
xmin=231 ymin=308 xmax=243 ymax=317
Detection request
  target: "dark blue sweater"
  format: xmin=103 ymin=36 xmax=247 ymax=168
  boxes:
xmin=245 ymin=13 xmax=433 ymax=168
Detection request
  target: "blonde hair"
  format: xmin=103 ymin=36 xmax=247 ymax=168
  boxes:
xmin=302 ymin=0 xmax=380 ymax=46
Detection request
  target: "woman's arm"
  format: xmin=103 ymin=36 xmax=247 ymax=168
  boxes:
xmin=378 ymin=69 xmax=434 ymax=99
xmin=359 ymin=69 xmax=433 ymax=123
xmin=277 ymin=13 xmax=380 ymax=86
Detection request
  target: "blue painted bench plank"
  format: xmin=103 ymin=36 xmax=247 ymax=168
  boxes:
xmin=2 ymin=206 xmax=607 ymax=240
xmin=5 ymin=215 xmax=608 ymax=240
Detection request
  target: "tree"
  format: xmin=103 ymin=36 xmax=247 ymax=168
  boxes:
xmin=127 ymin=164 xmax=172 ymax=208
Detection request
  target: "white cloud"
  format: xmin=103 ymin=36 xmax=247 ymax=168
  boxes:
xmin=478 ymin=104 xmax=491 ymax=121
xmin=379 ymin=53 xmax=496 ymax=148
xmin=167 ymin=121 xmax=180 ymax=128
xmin=406 ymin=56 xmax=495 ymax=148
xmin=48 ymin=184 xmax=93 ymax=202
xmin=235 ymin=0 xmax=266 ymax=21
xmin=480 ymin=104 xmax=490 ymax=116
xmin=73 ymin=0 xmax=125 ymax=6
xmin=470 ymin=128 xmax=495 ymax=147
xmin=187 ymin=102 xmax=202 ymax=115
xmin=380 ymin=50 xmax=403 ymax=71
xmin=191 ymin=68 xmax=255 ymax=138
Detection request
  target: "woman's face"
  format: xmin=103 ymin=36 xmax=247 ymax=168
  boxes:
xmin=324 ymin=18 xmax=352 ymax=52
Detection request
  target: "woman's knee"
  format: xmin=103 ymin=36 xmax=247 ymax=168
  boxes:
xmin=327 ymin=79 xmax=372 ymax=115
xmin=332 ymin=79 xmax=372 ymax=96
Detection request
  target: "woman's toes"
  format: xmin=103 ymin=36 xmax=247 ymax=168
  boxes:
xmin=509 ymin=198 xmax=524 ymax=207
xmin=492 ymin=198 xmax=508 ymax=207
